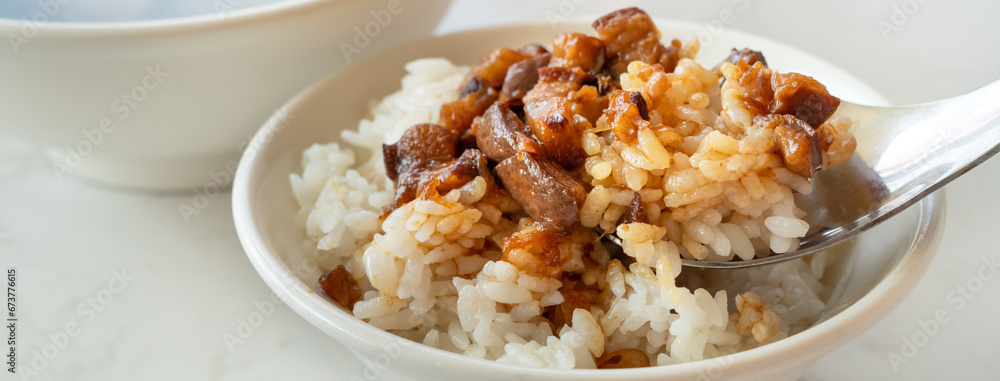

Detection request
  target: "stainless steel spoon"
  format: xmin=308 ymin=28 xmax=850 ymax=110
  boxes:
xmin=660 ymin=79 xmax=1000 ymax=269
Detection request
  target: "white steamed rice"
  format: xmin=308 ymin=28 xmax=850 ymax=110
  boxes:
xmin=290 ymin=56 xmax=835 ymax=368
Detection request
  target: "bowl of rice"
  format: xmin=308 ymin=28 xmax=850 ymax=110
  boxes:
xmin=233 ymin=10 xmax=945 ymax=381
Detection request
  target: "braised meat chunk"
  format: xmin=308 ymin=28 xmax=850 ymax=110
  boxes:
xmin=550 ymin=32 xmax=606 ymax=74
xmin=770 ymin=72 xmax=841 ymax=127
xmin=755 ymin=114 xmax=823 ymax=178
xmin=500 ymin=52 xmax=552 ymax=104
xmin=383 ymin=123 xmax=459 ymax=181
xmin=461 ymin=47 xmax=530 ymax=95
xmin=319 ymin=265 xmax=362 ymax=309
xmin=494 ymin=152 xmax=588 ymax=233
xmin=501 ymin=225 xmax=565 ymax=278
xmin=523 ymin=66 xmax=592 ymax=103
xmin=604 ymin=90 xmax=650 ymax=144
xmin=726 ymin=47 xmax=767 ymax=67
xmin=524 ymin=97 xmax=589 ymax=170
xmin=475 ymin=103 xmax=545 ymax=163
xmin=618 ymin=192 xmax=649 ymax=225
xmin=592 ymin=7 xmax=682 ymax=76
xmin=440 ymin=80 xmax=499 ymax=134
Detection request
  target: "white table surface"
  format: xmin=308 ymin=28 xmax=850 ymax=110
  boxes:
xmin=3 ymin=1 xmax=999 ymax=380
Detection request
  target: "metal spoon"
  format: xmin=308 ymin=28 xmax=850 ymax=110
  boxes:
xmin=621 ymin=79 xmax=1000 ymax=269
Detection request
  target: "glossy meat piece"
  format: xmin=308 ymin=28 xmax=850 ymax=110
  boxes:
xmin=732 ymin=61 xmax=775 ymax=115
xmin=460 ymin=47 xmax=529 ymax=96
xmin=568 ymin=85 xmax=609 ymax=124
xmin=755 ymin=114 xmax=823 ymax=178
xmin=517 ymin=43 xmax=549 ymax=57
xmin=525 ymin=97 xmax=588 ymax=170
xmin=390 ymin=148 xmax=490 ymax=209
xmin=604 ymin=90 xmax=650 ymax=144
xmin=500 ymin=52 xmax=551 ymax=104
xmin=592 ymin=7 xmax=681 ymax=77
xmin=439 ymin=81 xmax=499 ymax=134
xmin=319 ymin=265 xmax=362 ymax=309
xmin=618 ymin=192 xmax=649 ymax=225
xmin=550 ymin=288 xmax=591 ymax=328
xmin=596 ymin=349 xmax=650 ymax=369
xmin=770 ymin=72 xmax=841 ymax=127
xmin=501 ymin=226 xmax=565 ymax=278
xmin=382 ymin=123 xmax=459 ymax=181
xmin=494 ymin=152 xmax=588 ymax=233
xmin=523 ymin=66 xmax=591 ymax=103
xmin=474 ymin=103 xmax=545 ymax=163
xmin=550 ymin=32 xmax=606 ymax=74
xmin=726 ymin=47 xmax=767 ymax=67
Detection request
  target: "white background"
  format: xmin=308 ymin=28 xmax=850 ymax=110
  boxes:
xmin=2 ymin=1 xmax=999 ymax=380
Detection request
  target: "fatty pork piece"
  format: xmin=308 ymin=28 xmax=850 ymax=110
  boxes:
xmin=524 ymin=97 xmax=589 ymax=170
xmin=494 ymin=151 xmax=587 ymax=233
xmin=474 ymin=102 xmax=545 ymax=163
xmin=753 ymin=114 xmax=823 ymax=178
xmin=522 ymin=67 xmax=609 ymax=124
xmin=522 ymin=66 xmax=591 ymax=103
xmin=728 ymin=61 xmax=841 ymax=128
xmin=383 ymin=123 xmax=459 ymax=181
xmin=460 ymin=47 xmax=532 ymax=95
xmin=726 ymin=47 xmax=767 ymax=67
xmin=550 ymin=32 xmax=606 ymax=74
xmin=617 ymin=192 xmax=649 ymax=225
xmin=443 ymin=45 xmax=550 ymax=134
xmin=440 ymin=78 xmax=499 ymax=135
xmin=500 ymin=52 xmax=552 ymax=105
xmin=770 ymin=71 xmax=841 ymax=128
xmin=592 ymin=7 xmax=682 ymax=77
xmin=382 ymin=123 xmax=459 ymax=208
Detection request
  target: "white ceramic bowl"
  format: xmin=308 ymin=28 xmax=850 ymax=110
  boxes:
xmin=0 ymin=0 xmax=451 ymax=190
xmin=233 ymin=21 xmax=946 ymax=381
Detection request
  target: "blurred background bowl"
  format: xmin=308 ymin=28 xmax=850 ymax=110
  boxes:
xmin=232 ymin=21 xmax=946 ymax=380
xmin=0 ymin=0 xmax=451 ymax=190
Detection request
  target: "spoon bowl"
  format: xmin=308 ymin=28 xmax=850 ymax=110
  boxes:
xmin=685 ymin=79 xmax=1000 ymax=269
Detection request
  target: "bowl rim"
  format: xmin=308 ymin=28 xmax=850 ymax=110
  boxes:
xmin=0 ymin=0 xmax=339 ymax=36
xmin=232 ymin=20 xmax=947 ymax=378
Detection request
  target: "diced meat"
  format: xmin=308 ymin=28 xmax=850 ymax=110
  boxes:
xmin=592 ymin=7 xmax=681 ymax=77
xmin=501 ymin=225 xmax=565 ymax=278
xmin=755 ymin=114 xmax=823 ymax=178
xmin=596 ymin=349 xmax=650 ymax=369
xmin=525 ymin=97 xmax=588 ymax=170
xmin=523 ymin=66 xmax=592 ymax=103
xmin=731 ymin=61 xmax=775 ymax=115
xmin=726 ymin=47 xmax=767 ymax=67
xmin=550 ymin=32 xmax=606 ymax=74
xmin=567 ymin=85 xmax=609 ymax=125
xmin=319 ymin=265 xmax=362 ymax=309
xmin=390 ymin=148 xmax=490 ymax=209
xmin=517 ymin=43 xmax=549 ymax=58
xmin=604 ymin=90 xmax=650 ymax=144
xmin=423 ymin=148 xmax=488 ymax=196
xmin=382 ymin=123 xmax=459 ymax=181
xmin=474 ymin=103 xmax=545 ymax=162
xmin=770 ymin=72 xmax=841 ymax=127
xmin=494 ymin=152 xmax=588 ymax=233
xmin=460 ymin=47 xmax=529 ymax=96
xmin=439 ymin=80 xmax=499 ymax=134
xmin=618 ymin=192 xmax=648 ymax=225
xmin=500 ymin=52 xmax=552 ymax=104
xmin=550 ymin=288 xmax=591 ymax=328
